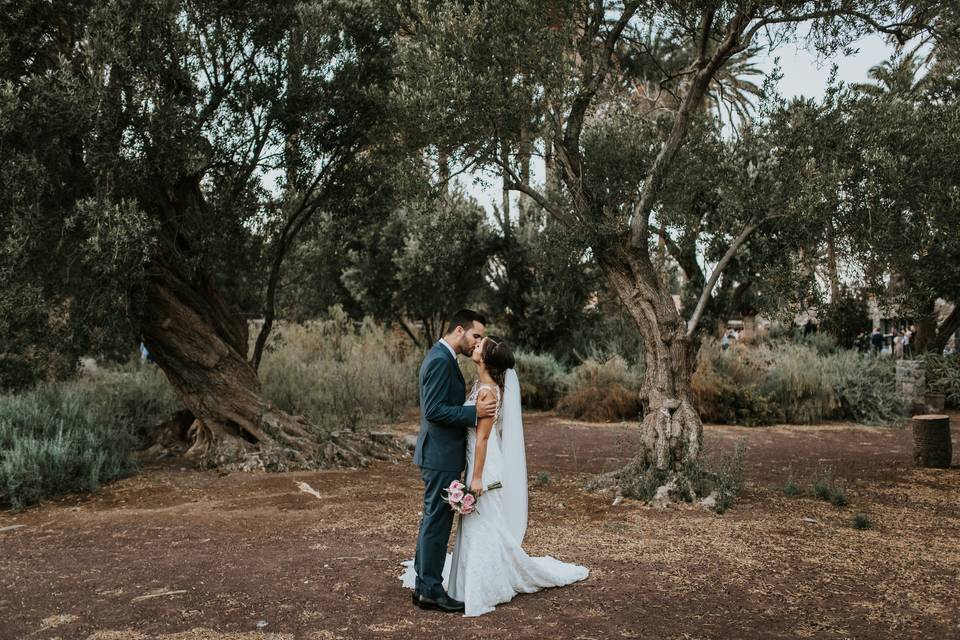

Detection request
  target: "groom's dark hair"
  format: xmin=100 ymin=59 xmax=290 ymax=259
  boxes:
xmin=446 ymin=309 xmax=486 ymax=334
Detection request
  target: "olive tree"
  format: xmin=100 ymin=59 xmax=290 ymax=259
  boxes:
xmin=394 ymin=0 xmax=935 ymax=474
xmin=0 ymin=0 xmax=398 ymax=468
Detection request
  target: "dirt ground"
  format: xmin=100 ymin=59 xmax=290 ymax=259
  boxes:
xmin=2 ymin=412 xmax=959 ymax=640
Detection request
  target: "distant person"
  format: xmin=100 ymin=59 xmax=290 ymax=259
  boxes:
xmin=901 ymin=327 xmax=912 ymax=358
xmin=893 ymin=329 xmax=903 ymax=359
xmin=721 ymin=329 xmax=735 ymax=351
xmin=870 ymin=328 xmax=884 ymax=355
xmin=804 ymin=318 xmax=817 ymax=336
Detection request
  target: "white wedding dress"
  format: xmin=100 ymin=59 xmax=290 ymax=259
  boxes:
xmin=401 ymin=370 xmax=588 ymax=616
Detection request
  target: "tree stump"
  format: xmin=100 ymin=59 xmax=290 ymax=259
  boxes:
xmin=911 ymin=414 xmax=953 ymax=468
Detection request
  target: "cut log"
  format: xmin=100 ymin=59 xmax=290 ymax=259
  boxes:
xmin=911 ymin=414 xmax=953 ymax=468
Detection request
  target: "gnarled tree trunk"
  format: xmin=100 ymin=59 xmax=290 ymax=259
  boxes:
xmin=602 ymin=248 xmax=703 ymax=473
xmin=140 ymin=259 xmax=367 ymax=470
xmin=913 ymin=301 xmax=960 ymax=355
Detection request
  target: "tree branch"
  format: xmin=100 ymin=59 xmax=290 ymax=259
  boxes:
xmin=561 ymin=2 xmax=639 ymax=179
xmin=686 ymin=216 xmax=764 ymax=337
xmin=629 ymin=11 xmax=753 ymax=250
xmin=496 ymin=158 xmax=580 ymax=231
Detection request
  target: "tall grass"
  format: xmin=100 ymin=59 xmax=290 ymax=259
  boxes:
xmin=257 ymin=314 xmax=420 ymax=435
xmin=556 ymin=356 xmax=643 ymax=421
xmin=692 ymin=339 xmax=906 ymax=426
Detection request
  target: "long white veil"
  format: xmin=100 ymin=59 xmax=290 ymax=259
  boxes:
xmin=499 ymin=369 xmax=528 ymax=545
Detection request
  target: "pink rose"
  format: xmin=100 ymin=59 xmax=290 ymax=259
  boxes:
xmin=449 ymin=489 xmax=464 ymax=503
xmin=461 ymin=493 xmax=476 ymax=508
xmin=448 ymin=480 xmax=462 ymax=492
xmin=461 ymin=505 xmax=474 ymax=515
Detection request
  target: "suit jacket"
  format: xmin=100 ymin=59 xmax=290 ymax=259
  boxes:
xmin=413 ymin=341 xmax=476 ymax=471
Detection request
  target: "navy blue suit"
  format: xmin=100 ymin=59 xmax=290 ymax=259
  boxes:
xmin=413 ymin=341 xmax=476 ymax=598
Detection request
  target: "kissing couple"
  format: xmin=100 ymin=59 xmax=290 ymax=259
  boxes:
xmin=400 ymin=309 xmax=588 ymax=617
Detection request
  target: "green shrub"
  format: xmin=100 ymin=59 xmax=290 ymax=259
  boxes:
xmin=257 ymin=315 xmax=420 ymax=436
xmin=80 ymin=362 xmax=182 ymax=444
xmin=0 ymin=378 xmax=163 ymax=510
xmin=783 ymin=475 xmax=802 ymax=497
xmin=798 ymin=331 xmax=840 ymax=356
xmin=514 ymin=351 xmax=566 ymax=410
xmin=825 ymin=351 xmax=906 ymax=425
xmin=830 ymin=489 xmax=849 ymax=508
xmin=556 ymin=356 xmax=642 ymax=421
xmin=683 ymin=442 xmax=746 ymax=514
xmin=536 ymin=471 xmax=551 ymax=486
xmin=922 ymin=353 xmax=960 ymax=408
xmin=852 ymin=513 xmax=873 ymax=530
xmin=812 ymin=469 xmax=849 ymax=507
xmin=813 ymin=471 xmax=834 ymax=501
xmin=609 ymin=463 xmax=669 ymax=502
xmin=590 ymin=444 xmax=746 ymax=513
xmin=822 ymin=292 xmax=871 ymax=349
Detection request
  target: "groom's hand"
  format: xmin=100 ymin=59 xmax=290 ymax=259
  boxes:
xmin=477 ymin=395 xmax=497 ymax=419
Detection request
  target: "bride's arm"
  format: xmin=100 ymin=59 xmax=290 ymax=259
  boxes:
xmin=470 ymin=388 xmax=495 ymax=495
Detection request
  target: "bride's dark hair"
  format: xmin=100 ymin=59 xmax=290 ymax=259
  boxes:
xmin=481 ymin=336 xmax=515 ymax=390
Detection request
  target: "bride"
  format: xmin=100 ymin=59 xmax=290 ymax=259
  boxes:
xmin=402 ymin=336 xmax=588 ymax=616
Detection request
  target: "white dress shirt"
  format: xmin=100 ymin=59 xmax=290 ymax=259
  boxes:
xmin=439 ymin=339 xmax=477 ymax=425
xmin=440 ymin=338 xmax=458 ymax=361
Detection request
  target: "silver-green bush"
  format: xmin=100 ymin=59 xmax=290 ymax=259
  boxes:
xmin=514 ymin=350 xmax=566 ymax=410
xmin=0 ymin=363 xmax=179 ymax=510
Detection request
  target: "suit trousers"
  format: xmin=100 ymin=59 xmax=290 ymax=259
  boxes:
xmin=414 ymin=465 xmax=460 ymax=598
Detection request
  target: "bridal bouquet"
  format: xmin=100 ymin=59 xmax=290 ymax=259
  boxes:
xmin=443 ymin=479 xmax=502 ymax=515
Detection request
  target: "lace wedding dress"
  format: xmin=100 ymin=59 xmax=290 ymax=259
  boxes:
xmin=401 ymin=372 xmax=588 ymax=617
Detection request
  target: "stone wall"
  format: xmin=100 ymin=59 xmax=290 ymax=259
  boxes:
xmin=896 ymin=360 xmax=926 ymax=411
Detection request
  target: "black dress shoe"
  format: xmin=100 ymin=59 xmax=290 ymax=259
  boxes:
xmin=413 ymin=591 xmax=465 ymax=613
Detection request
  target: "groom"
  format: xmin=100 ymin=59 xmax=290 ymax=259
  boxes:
xmin=412 ymin=309 xmax=497 ymax=613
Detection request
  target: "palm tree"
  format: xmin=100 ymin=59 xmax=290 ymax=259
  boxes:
xmin=617 ymin=25 xmax=763 ymax=130
xmin=852 ymin=52 xmax=925 ymax=97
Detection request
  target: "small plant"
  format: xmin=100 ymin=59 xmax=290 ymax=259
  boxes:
xmin=613 ymin=463 xmax=669 ymax=502
xmin=782 ymin=476 xmax=802 ymax=497
xmin=830 ymin=489 xmax=849 ymax=508
xmin=812 ymin=469 xmax=849 ymax=507
xmin=813 ymin=470 xmax=834 ymax=501
xmin=852 ymin=513 xmax=873 ymax=530
xmin=679 ymin=442 xmax=747 ymax=514
xmin=535 ymin=471 xmax=551 ymax=486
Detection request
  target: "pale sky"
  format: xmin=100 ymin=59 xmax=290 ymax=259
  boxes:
xmin=461 ymin=30 xmax=897 ymax=212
